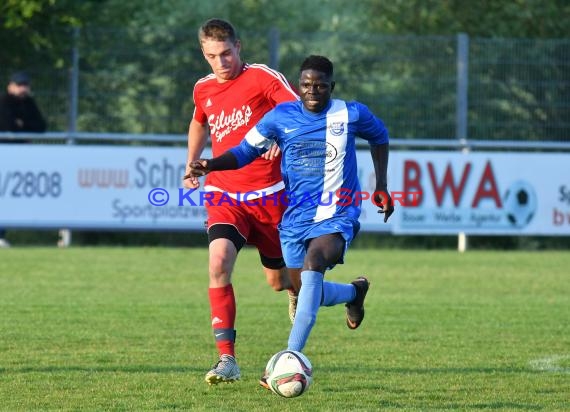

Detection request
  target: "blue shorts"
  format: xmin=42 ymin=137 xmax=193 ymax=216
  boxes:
xmin=279 ymin=217 xmax=360 ymax=269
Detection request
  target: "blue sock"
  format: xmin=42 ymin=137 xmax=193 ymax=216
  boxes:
xmin=321 ymin=281 xmax=356 ymax=306
xmin=287 ymin=270 xmax=323 ymax=352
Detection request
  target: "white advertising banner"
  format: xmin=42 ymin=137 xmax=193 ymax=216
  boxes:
xmin=0 ymin=144 xmax=209 ymax=230
xmin=1 ymin=144 xmax=569 ymax=235
xmin=356 ymin=150 xmax=570 ymax=235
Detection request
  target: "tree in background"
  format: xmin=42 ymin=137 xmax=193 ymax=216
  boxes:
xmin=1 ymin=0 xmax=569 ymax=138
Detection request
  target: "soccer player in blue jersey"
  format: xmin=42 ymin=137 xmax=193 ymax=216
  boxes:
xmin=185 ymin=55 xmax=394 ymax=384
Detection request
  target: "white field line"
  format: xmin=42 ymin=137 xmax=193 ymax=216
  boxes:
xmin=529 ymin=355 xmax=570 ymax=373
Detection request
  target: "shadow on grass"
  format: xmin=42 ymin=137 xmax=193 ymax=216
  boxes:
xmin=319 ymin=365 xmax=548 ymax=374
xmin=1 ymin=365 xmax=201 ymax=374
xmin=378 ymin=400 xmax=542 ymax=410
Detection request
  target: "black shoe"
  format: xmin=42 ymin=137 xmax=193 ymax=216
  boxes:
xmin=345 ymin=276 xmax=370 ymax=330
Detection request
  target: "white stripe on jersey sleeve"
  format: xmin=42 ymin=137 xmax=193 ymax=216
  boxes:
xmin=313 ymin=100 xmax=349 ymax=222
xmin=195 ymin=73 xmax=216 ymax=85
xmin=244 ymin=126 xmax=274 ymax=151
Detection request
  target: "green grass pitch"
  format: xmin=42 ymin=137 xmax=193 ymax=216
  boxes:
xmin=0 ymin=248 xmax=568 ymax=411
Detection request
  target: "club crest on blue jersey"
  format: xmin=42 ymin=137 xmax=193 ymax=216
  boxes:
xmin=325 ymin=142 xmax=338 ymax=164
xmin=328 ymin=122 xmax=345 ymax=136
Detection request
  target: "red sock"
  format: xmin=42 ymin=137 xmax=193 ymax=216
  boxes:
xmin=209 ymin=284 xmax=236 ymax=357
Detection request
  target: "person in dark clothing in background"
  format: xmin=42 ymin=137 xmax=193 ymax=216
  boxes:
xmin=0 ymin=71 xmax=47 ymax=134
xmin=0 ymin=71 xmax=47 ymax=247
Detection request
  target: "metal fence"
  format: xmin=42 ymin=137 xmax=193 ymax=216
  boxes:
xmin=1 ymin=28 xmax=569 ymax=143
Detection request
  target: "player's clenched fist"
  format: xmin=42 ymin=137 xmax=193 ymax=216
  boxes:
xmin=373 ymin=190 xmax=394 ymax=223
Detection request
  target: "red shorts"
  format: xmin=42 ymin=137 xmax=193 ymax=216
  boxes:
xmin=205 ymin=190 xmax=286 ymax=259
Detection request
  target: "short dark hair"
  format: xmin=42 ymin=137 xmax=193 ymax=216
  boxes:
xmin=198 ymin=18 xmax=238 ymax=44
xmin=299 ymin=55 xmax=333 ymax=77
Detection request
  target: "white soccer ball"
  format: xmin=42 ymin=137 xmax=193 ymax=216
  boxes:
xmin=265 ymin=350 xmax=313 ymax=398
xmin=503 ymin=180 xmax=538 ymax=228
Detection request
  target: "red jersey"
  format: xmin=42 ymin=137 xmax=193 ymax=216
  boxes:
xmin=192 ymin=63 xmax=298 ymax=195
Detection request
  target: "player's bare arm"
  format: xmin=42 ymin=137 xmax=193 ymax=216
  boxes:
xmin=184 ymin=119 xmax=209 ymax=189
xmin=370 ymin=143 xmax=394 ymax=222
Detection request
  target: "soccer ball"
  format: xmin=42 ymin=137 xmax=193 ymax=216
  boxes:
xmin=503 ymin=180 xmax=538 ymax=228
xmin=265 ymin=350 xmax=313 ymax=398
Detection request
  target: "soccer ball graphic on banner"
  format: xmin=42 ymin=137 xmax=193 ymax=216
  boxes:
xmin=503 ymin=180 xmax=538 ymax=228
xmin=265 ymin=350 xmax=313 ymax=398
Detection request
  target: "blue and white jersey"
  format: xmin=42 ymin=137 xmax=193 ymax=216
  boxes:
xmin=230 ymin=98 xmax=388 ymax=227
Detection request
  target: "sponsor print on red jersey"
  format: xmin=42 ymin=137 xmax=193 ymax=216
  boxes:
xmin=193 ymin=63 xmax=298 ymax=195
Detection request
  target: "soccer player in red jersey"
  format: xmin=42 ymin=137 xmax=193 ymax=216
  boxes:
xmin=182 ymin=18 xmax=300 ymax=385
